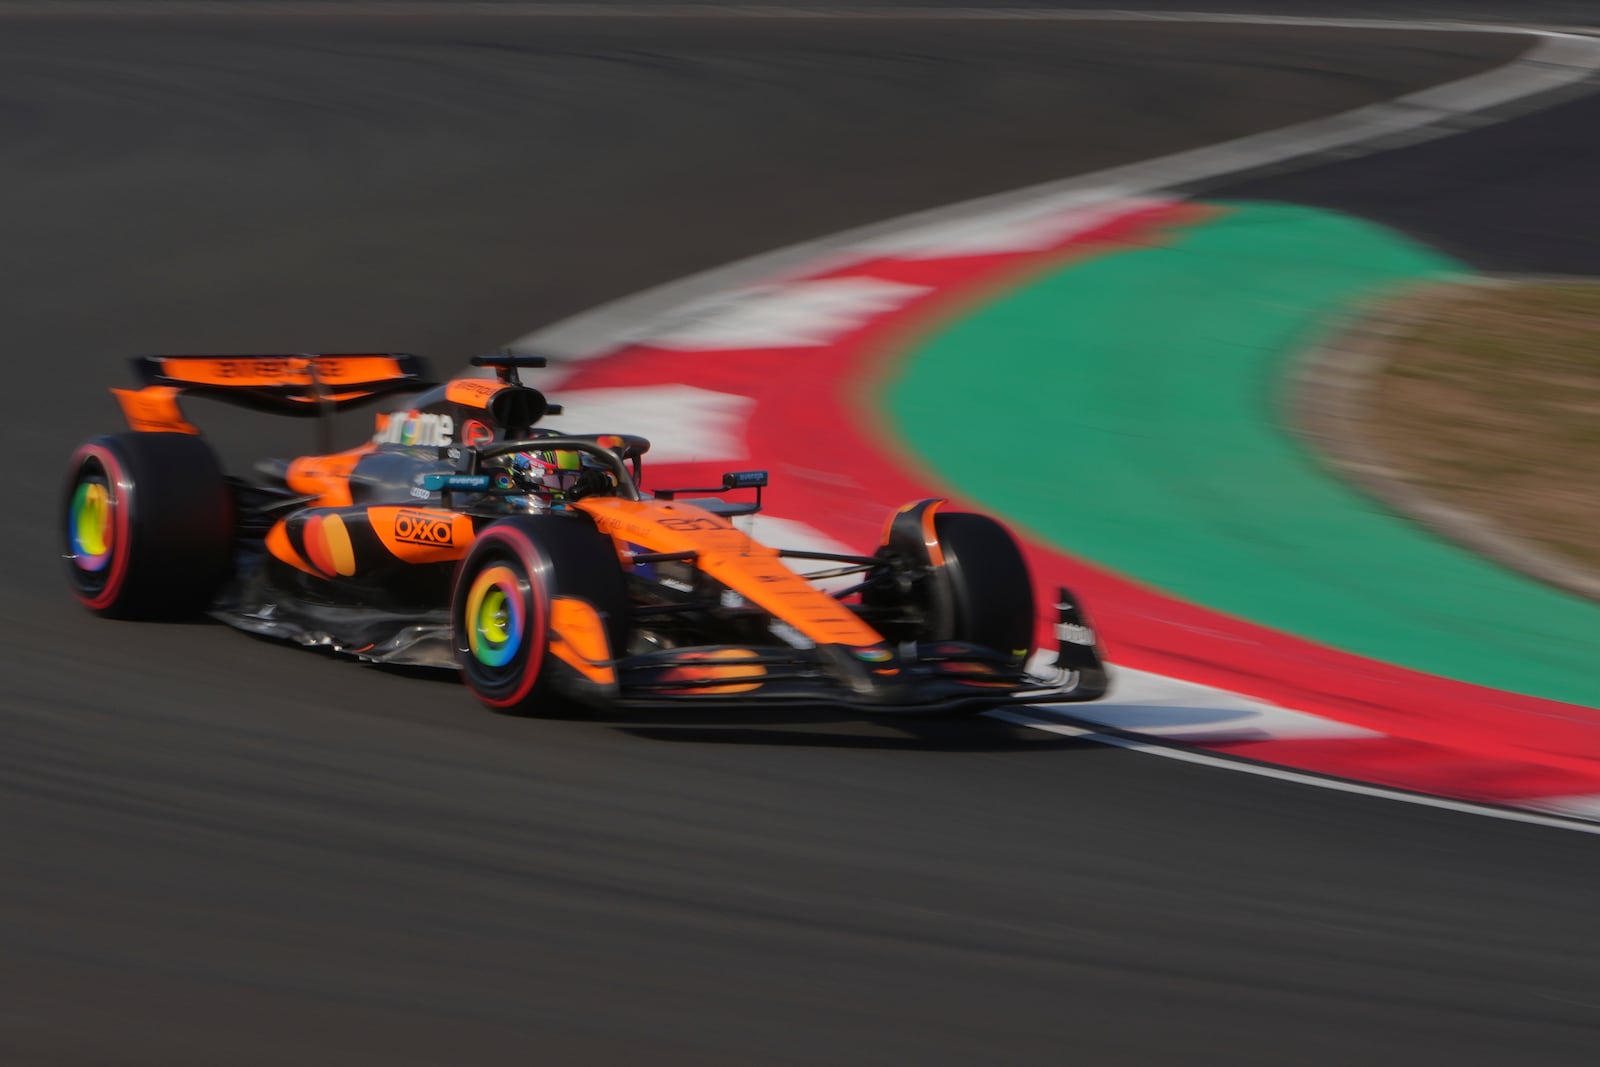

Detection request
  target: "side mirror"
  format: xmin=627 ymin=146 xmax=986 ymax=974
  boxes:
xmin=722 ymin=470 xmax=768 ymax=489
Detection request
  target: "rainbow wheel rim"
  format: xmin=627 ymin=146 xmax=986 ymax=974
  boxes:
xmin=70 ymin=478 xmax=114 ymax=573
xmin=466 ymin=564 xmax=525 ymax=668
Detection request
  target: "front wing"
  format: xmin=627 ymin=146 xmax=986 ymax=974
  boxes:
xmin=569 ymin=587 xmax=1110 ymax=714
xmin=593 ymin=638 xmax=1106 ymax=714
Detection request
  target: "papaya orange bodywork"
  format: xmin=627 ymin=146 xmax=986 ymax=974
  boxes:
xmin=368 ymin=507 xmax=476 ymax=564
xmin=548 ymin=597 xmax=617 ymax=685
xmin=148 ymin=355 xmax=406 ymax=389
xmin=880 ymin=498 xmax=945 ymax=568
xmin=112 ymin=386 xmax=200 ymax=435
xmin=658 ymin=649 xmax=766 ymax=695
xmin=575 ymin=497 xmax=884 ymax=649
xmin=285 ymin=445 xmax=372 ymax=507
xmin=446 ymin=378 xmax=510 ymax=409
xmin=264 ymin=520 xmax=320 ymax=577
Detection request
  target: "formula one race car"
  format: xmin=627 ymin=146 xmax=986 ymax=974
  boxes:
xmin=63 ymin=352 xmax=1107 ymax=715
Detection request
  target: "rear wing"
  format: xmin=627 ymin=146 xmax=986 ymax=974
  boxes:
xmin=113 ymin=353 xmax=433 ymax=433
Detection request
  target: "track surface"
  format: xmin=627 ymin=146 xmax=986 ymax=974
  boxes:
xmin=4 ymin=12 xmax=1600 ymax=1065
xmin=1214 ymin=90 xmax=1600 ymax=274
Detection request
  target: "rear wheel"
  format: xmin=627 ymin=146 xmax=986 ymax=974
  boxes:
xmin=63 ymin=432 xmax=234 ymax=618
xmin=868 ymin=503 xmax=1035 ymax=666
xmin=452 ymin=514 xmax=627 ymax=715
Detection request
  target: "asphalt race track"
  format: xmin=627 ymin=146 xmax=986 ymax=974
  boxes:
xmin=3 ymin=9 xmax=1600 ymax=1065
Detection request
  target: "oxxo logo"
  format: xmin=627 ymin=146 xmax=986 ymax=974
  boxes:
xmin=374 ymin=410 xmax=454 ymax=447
xmin=394 ymin=510 xmax=454 ymax=547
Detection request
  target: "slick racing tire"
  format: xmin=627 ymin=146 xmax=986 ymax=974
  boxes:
xmin=63 ymin=432 xmax=235 ymax=619
xmin=869 ymin=504 xmax=1035 ymax=668
xmin=451 ymin=513 xmax=628 ymax=716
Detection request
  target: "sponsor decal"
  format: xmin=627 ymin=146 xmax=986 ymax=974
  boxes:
xmin=303 ymin=513 xmax=357 ymax=577
xmin=213 ymin=357 xmax=293 ymax=380
xmin=937 ymin=660 xmax=1010 ymax=687
xmin=853 ymin=646 xmax=894 ymax=663
xmin=163 ymin=355 xmax=400 ymax=388
xmin=657 ymin=516 xmax=726 ymax=532
xmin=374 ymin=409 xmax=454 ymax=447
xmin=462 ymin=419 xmax=495 ymax=447
xmin=446 ymin=378 xmax=504 ymax=408
xmin=768 ymin=620 xmax=816 ymax=650
xmin=659 ymin=648 xmax=766 ymax=695
xmin=368 ymin=507 xmax=471 ymax=562
xmin=1055 ymin=623 xmax=1096 ymax=646
xmin=421 ymin=474 xmax=493 ymax=492
xmin=394 ymin=510 xmax=455 ymax=547
xmin=177 ymin=355 xmax=404 ymax=386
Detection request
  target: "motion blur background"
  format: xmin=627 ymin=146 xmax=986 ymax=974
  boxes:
xmin=3 ymin=4 xmax=1599 ymax=1065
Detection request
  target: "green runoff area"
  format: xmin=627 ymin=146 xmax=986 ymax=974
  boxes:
xmin=885 ymin=202 xmax=1600 ymax=709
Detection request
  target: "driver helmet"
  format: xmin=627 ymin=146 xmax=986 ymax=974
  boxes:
xmin=512 ymin=449 xmax=584 ymax=499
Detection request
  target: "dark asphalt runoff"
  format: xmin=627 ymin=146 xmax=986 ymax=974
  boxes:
xmin=3 ymin=10 xmax=1599 ymax=1065
xmin=1214 ymin=89 xmax=1600 ymax=274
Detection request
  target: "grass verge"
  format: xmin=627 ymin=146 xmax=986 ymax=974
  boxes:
xmin=1361 ymin=279 xmax=1600 ymax=577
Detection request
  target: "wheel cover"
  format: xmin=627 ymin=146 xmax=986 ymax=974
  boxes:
xmin=69 ymin=478 xmax=115 ymax=573
xmin=465 ymin=564 xmax=525 ymax=668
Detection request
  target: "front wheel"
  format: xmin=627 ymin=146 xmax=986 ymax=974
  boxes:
xmin=451 ymin=514 xmax=628 ymax=715
xmin=865 ymin=501 xmax=1035 ymax=666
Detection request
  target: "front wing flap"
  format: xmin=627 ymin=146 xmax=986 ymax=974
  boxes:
xmin=595 ymin=588 xmax=1109 ymax=713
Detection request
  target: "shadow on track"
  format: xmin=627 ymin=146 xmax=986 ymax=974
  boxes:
xmin=371 ymin=646 xmax=1095 ymax=749
xmin=615 ymin=714 xmax=1095 ymax=752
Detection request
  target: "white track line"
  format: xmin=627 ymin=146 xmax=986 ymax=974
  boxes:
xmin=989 ymin=707 xmax=1600 ymax=837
